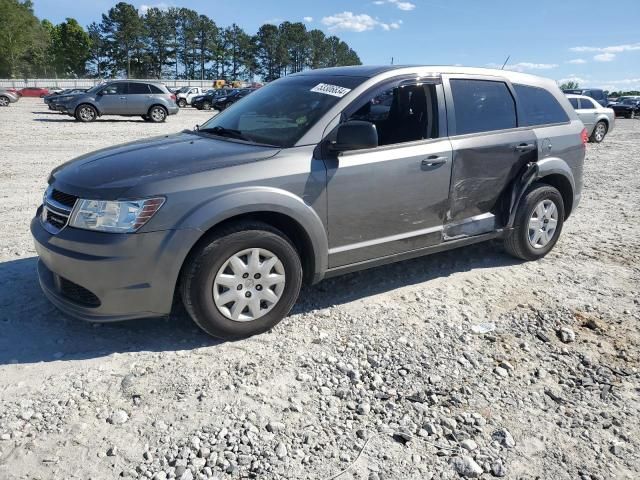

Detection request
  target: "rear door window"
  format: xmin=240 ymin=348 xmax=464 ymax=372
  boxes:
xmin=128 ymin=83 xmax=150 ymax=94
xmin=514 ymin=84 xmax=569 ymax=126
xmin=449 ymin=79 xmax=516 ymax=135
xmin=579 ymin=98 xmax=597 ymax=109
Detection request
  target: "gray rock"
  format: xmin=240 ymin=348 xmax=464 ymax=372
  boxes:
xmin=558 ymin=327 xmax=576 ymax=343
xmin=492 ymin=428 xmax=516 ymax=448
xmin=275 ymin=442 xmax=288 ymax=459
xmin=451 ymin=456 xmax=483 ymax=478
xmin=491 ymin=461 xmax=506 ymax=477
xmin=460 ymin=439 xmax=478 ymax=451
xmin=107 ymin=410 xmax=129 ymax=425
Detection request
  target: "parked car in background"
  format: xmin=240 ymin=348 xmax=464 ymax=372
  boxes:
xmin=191 ymin=89 xmax=234 ymax=110
xmin=53 ymin=80 xmax=179 ymax=122
xmin=44 ymin=89 xmax=89 ymax=109
xmin=566 ymin=95 xmax=614 ymax=143
xmin=0 ymin=89 xmax=20 ymax=106
xmin=176 ymin=87 xmax=208 ymax=107
xmin=210 ymin=88 xmax=254 ymax=111
xmin=18 ymin=87 xmax=50 ymax=97
xmin=32 ymin=65 xmax=585 ymax=339
xmin=562 ymin=88 xmax=608 ymax=106
xmin=609 ymin=97 xmax=640 ymax=118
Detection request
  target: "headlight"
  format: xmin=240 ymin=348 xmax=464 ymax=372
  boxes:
xmin=69 ymin=197 xmax=165 ymax=233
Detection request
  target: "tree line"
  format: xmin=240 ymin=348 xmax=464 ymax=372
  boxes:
xmin=0 ymin=0 xmax=362 ymax=80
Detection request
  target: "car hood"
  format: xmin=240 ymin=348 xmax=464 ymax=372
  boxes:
xmin=50 ymin=131 xmax=281 ymax=198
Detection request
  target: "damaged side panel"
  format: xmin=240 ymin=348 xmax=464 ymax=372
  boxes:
xmin=446 ymin=130 xmax=538 ymax=227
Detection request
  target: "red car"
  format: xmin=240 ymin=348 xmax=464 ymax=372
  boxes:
xmin=17 ymin=87 xmax=50 ymax=97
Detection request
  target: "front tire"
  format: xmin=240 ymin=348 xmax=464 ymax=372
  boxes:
xmin=177 ymin=98 xmax=187 ymax=108
xmin=203 ymin=100 xmax=211 ymax=110
xmin=0 ymin=96 xmax=9 ymax=107
xmin=590 ymin=121 xmax=607 ymax=143
xmin=180 ymin=221 xmax=303 ymax=339
xmin=504 ymin=184 xmax=565 ymax=261
xmin=148 ymin=105 xmax=167 ymax=123
xmin=75 ymin=104 xmax=97 ymax=122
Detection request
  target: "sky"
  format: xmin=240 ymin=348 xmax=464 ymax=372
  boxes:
xmin=33 ymin=0 xmax=640 ymax=91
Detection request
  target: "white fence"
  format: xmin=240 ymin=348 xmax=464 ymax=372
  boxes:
xmin=0 ymin=78 xmax=214 ymax=89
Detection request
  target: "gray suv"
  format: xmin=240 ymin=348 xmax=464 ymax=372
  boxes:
xmin=54 ymin=80 xmax=179 ymax=122
xmin=32 ymin=66 xmax=585 ymax=338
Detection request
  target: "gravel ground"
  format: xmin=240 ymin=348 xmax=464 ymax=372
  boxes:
xmin=0 ymin=98 xmax=638 ymax=480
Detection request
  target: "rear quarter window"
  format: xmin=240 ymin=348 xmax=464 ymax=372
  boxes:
xmin=149 ymin=84 xmax=164 ymax=94
xmin=514 ymin=84 xmax=569 ymax=126
xmin=449 ymin=79 xmax=517 ymax=135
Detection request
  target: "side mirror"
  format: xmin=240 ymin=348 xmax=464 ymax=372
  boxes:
xmin=330 ymin=120 xmax=378 ymax=152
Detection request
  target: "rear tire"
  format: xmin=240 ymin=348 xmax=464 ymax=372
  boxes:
xmin=203 ymin=101 xmax=211 ymax=110
xmin=180 ymin=221 xmax=303 ymax=339
xmin=177 ymin=98 xmax=187 ymax=108
xmin=0 ymin=96 xmax=9 ymax=107
xmin=75 ymin=104 xmax=97 ymax=122
xmin=504 ymin=183 xmax=565 ymax=261
xmin=148 ymin=105 xmax=167 ymax=123
xmin=590 ymin=121 xmax=607 ymax=143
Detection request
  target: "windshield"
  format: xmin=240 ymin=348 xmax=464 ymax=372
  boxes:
xmin=86 ymin=83 xmax=106 ymax=94
xmin=199 ymin=75 xmax=366 ymax=147
xmin=621 ymin=98 xmax=637 ymax=105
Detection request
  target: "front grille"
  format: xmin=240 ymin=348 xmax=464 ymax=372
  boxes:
xmin=51 ymin=189 xmax=78 ymax=208
xmin=42 ymin=188 xmax=76 ymax=233
xmin=46 ymin=209 xmax=68 ymax=229
xmin=59 ymin=277 xmax=101 ymax=307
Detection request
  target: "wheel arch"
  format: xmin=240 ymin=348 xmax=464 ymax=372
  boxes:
xmin=175 ymin=187 xmax=328 ymax=286
xmin=535 ymin=158 xmax=576 ymax=219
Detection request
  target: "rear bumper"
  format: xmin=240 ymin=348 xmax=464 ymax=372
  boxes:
xmin=31 ymin=215 xmax=201 ymax=322
xmin=167 ymin=105 xmax=180 ymax=115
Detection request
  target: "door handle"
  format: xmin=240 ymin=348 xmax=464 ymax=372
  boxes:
xmin=119 ymin=96 xmax=126 ymax=100
xmin=515 ymin=143 xmax=535 ymax=152
xmin=421 ymin=156 xmax=447 ymax=167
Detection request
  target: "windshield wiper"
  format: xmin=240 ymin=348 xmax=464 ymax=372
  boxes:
xmin=198 ymin=126 xmax=250 ymax=141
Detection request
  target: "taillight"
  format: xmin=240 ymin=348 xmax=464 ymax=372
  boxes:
xmin=580 ymin=128 xmax=588 ymax=145
xmin=170 ymin=94 xmax=176 ymax=102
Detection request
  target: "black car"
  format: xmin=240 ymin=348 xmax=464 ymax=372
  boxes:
xmin=44 ymin=88 xmax=88 ymax=110
xmin=194 ymin=89 xmax=254 ymax=111
xmin=562 ymin=88 xmax=608 ymax=107
xmin=609 ymin=97 xmax=640 ymax=118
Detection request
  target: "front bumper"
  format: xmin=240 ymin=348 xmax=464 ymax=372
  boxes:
xmin=31 ymin=215 xmax=201 ymax=322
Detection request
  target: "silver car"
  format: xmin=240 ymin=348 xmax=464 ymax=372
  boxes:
xmin=54 ymin=80 xmax=180 ymax=123
xmin=566 ymin=94 xmax=615 ymax=143
xmin=0 ymin=89 xmax=20 ymax=106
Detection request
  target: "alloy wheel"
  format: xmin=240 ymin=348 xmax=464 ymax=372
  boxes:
xmin=78 ymin=106 xmax=95 ymax=121
xmin=528 ymin=199 xmax=559 ymax=249
xmin=594 ymin=123 xmax=606 ymax=142
xmin=213 ymin=248 xmax=286 ymax=322
xmin=150 ymin=107 xmax=166 ymax=122
xmin=0 ymin=96 xmax=9 ymax=107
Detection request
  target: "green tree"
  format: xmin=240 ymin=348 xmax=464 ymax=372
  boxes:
xmin=195 ymin=14 xmax=218 ymax=80
xmin=0 ymin=0 xmax=45 ymax=77
xmin=175 ymin=8 xmax=199 ymax=79
xmin=87 ymin=22 xmax=106 ymax=77
xmin=559 ymin=81 xmax=580 ymax=90
xmin=100 ymin=2 xmax=144 ymax=77
xmin=307 ymin=29 xmax=328 ymax=69
xmin=142 ymin=7 xmax=174 ymax=78
xmin=255 ymin=24 xmax=280 ymax=81
xmin=51 ymin=18 xmax=91 ymax=77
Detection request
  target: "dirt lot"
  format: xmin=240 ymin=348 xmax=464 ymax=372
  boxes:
xmin=0 ymin=98 xmax=638 ymax=480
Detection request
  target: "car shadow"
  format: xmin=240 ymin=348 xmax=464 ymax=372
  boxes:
xmin=33 ymin=118 xmax=150 ymax=123
xmin=0 ymin=242 xmax=518 ymax=365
